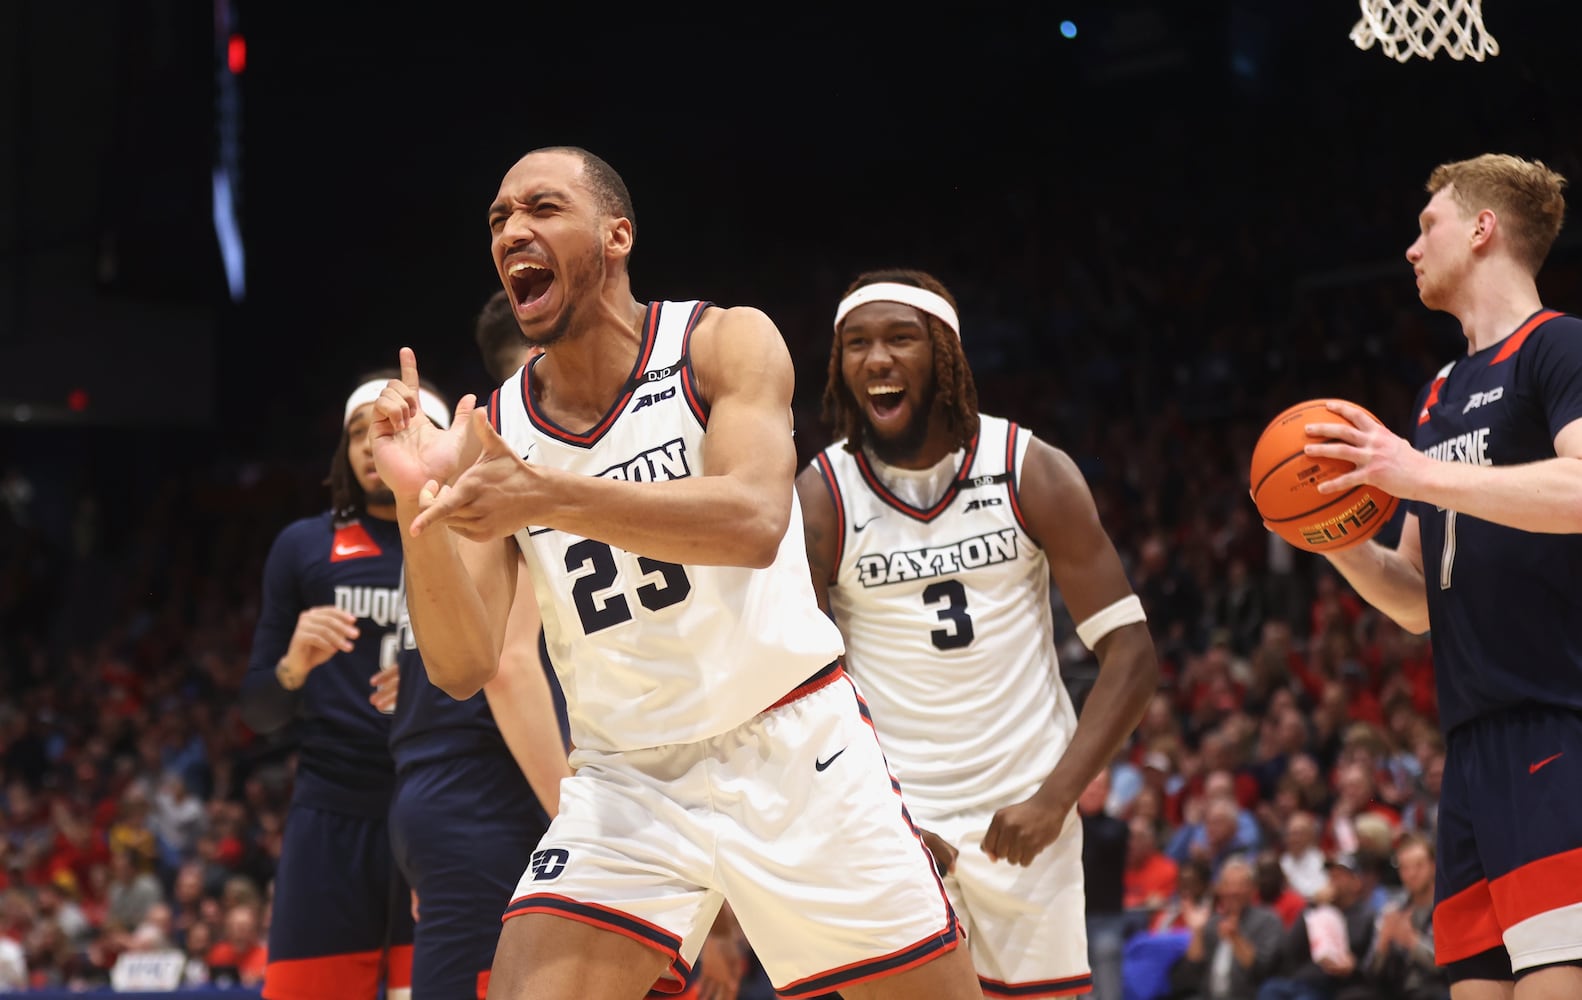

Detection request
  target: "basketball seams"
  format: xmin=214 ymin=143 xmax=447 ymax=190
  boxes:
xmin=1250 ymin=397 xmax=1398 ymax=551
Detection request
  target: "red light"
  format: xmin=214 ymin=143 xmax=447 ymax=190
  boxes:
xmin=66 ymin=389 xmax=89 ymax=412
xmin=227 ymin=34 xmax=246 ymax=75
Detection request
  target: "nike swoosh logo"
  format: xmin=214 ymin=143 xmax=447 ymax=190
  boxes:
xmin=1530 ymin=752 xmax=1564 ymax=774
xmin=815 ymin=748 xmax=846 ymax=772
xmin=334 ymin=545 xmax=374 ymax=557
xmin=853 ymin=517 xmax=879 ymax=533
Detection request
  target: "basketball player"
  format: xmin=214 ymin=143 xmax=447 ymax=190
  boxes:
xmin=464 ymin=288 xmax=573 ymax=745
xmin=796 ymin=269 xmax=1160 ymax=998
xmin=368 ymin=146 xmax=984 ymax=1000
xmin=461 ymin=286 xmax=746 ymax=1000
xmin=1294 ymin=154 xmax=1582 ymax=999
xmin=239 ymin=375 xmax=450 ymax=999
xmin=378 ymin=293 xmax=570 ymax=1000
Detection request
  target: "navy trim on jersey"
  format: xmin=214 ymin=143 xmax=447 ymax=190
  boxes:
xmin=522 ymin=302 xmax=660 ymax=448
xmin=812 ymin=453 xmax=846 ymax=583
xmin=980 ymin=972 xmax=1094 ymax=997
xmin=502 ymin=893 xmax=684 ymax=959
xmin=488 ymin=388 xmax=503 ymax=433
xmin=678 ymin=300 xmax=711 ymax=427
xmin=777 ymin=924 xmax=960 ymax=998
xmin=853 ymin=429 xmax=983 ymax=523
xmin=1004 ymin=421 xmax=1037 ymax=543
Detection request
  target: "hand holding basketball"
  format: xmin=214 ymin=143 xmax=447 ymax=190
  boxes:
xmin=1250 ymin=399 xmax=1400 ymax=553
xmin=1303 ymin=399 xmax=1430 ymax=500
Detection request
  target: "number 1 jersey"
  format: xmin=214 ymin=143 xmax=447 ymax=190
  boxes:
xmin=813 ymin=415 xmax=1075 ymax=819
xmin=1409 ymin=309 xmax=1582 ymax=733
xmin=488 ymin=301 xmax=844 ymax=753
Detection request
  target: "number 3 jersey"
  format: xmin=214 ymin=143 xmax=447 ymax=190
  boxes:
xmin=488 ymin=300 xmax=844 ymax=754
xmin=1409 ymin=309 xmax=1582 ymax=733
xmin=812 ymin=415 xmax=1075 ymax=819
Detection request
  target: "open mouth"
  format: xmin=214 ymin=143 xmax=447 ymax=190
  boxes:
xmin=506 ymin=259 xmax=555 ymax=313
xmin=866 ymin=383 xmax=905 ymax=420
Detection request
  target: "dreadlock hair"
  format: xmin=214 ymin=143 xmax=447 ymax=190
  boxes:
xmin=822 ymin=268 xmax=979 ymax=456
xmin=327 ymin=368 xmax=446 ymax=524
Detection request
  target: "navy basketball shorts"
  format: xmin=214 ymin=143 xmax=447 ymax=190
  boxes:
xmin=389 ymin=756 xmax=551 ymax=1000
xmin=264 ymin=804 xmax=414 ymax=1000
xmin=1434 ymin=705 xmax=1582 ymax=981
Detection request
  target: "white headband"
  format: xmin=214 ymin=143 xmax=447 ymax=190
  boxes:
xmin=833 ymin=282 xmax=960 ymax=339
xmin=343 ymin=380 xmax=451 ymax=429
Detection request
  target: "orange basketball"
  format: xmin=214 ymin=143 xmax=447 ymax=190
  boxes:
xmin=1249 ymin=399 xmax=1399 ymax=553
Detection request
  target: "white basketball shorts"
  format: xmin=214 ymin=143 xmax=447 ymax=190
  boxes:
xmin=924 ymin=797 xmax=1092 ymax=997
xmin=503 ymin=665 xmax=962 ymax=997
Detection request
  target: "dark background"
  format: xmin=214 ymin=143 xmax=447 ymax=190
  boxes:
xmin=4 ymin=0 xmax=1582 ymax=603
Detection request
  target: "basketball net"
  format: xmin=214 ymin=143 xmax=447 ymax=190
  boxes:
xmin=1350 ymin=0 xmax=1499 ymax=62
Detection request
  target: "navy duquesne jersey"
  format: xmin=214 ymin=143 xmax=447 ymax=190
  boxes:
xmin=1409 ymin=310 xmax=1582 ymax=733
xmin=388 ymin=579 xmax=519 ymax=773
xmin=242 ymin=513 xmax=402 ymax=816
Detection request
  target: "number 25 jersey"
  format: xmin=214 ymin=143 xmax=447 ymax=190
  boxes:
xmin=488 ymin=300 xmax=844 ymax=754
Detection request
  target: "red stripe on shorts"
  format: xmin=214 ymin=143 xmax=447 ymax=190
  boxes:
xmin=1488 ymin=845 xmax=1582 ymax=929
xmin=1434 ymin=879 xmax=1505 ymax=963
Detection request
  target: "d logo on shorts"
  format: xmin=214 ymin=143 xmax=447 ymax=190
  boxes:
xmin=529 ymin=848 xmax=570 ymax=881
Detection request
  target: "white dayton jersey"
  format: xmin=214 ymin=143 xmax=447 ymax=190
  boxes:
xmin=490 ymin=300 xmax=844 ymax=754
xmin=814 ymin=415 xmax=1074 ymax=820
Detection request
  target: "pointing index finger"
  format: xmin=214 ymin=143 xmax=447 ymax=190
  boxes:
xmin=400 ymin=347 xmax=420 ymax=390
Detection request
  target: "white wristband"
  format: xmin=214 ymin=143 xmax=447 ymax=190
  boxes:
xmin=1075 ymin=594 xmax=1147 ymax=650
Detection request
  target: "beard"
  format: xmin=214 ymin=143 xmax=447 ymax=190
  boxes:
xmin=520 ymin=243 xmax=605 ymax=350
xmin=862 ymin=382 xmax=938 ymax=466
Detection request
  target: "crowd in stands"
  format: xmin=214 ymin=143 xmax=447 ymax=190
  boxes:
xmin=3 ymin=56 xmax=1582 ymax=995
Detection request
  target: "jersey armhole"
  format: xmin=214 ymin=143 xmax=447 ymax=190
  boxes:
xmin=678 ymin=301 xmax=712 ymax=428
xmin=1005 ymin=422 xmax=1038 ymax=544
xmin=813 ymin=453 xmax=846 ymax=584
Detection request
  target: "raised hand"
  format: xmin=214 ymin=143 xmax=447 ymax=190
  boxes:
xmin=368 ymin=347 xmax=478 ymax=502
xmin=1304 ymin=400 xmax=1431 ymax=501
xmin=410 ymin=406 xmax=539 ymax=541
xmin=1181 ymin=897 xmax=1212 ymax=934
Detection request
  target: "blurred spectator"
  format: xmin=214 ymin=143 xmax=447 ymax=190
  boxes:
xmin=1168 ymin=796 xmax=1259 ymax=877
xmin=1325 ymin=764 xmax=1400 ymax=858
xmin=1279 ymin=813 xmax=1327 ymax=901
xmin=1254 ymin=852 xmax=1307 ymax=929
xmin=1346 ymin=834 xmax=1447 ymax=1000
xmin=205 ymin=902 xmax=266 ymax=987
xmin=0 ymin=929 xmax=23 ymax=992
xmin=1169 ymin=857 xmax=1284 ymax=1000
xmin=1125 ymin=816 xmax=1179 ymax=913
xmin=152 ymin=772 xmax=206 ymax=873
xmin=1256 ymin=855 xmax=1379 ymax=1000
xmin=1081 ymin=771 xmax=1129 ymax=1000
xmin=1153 ymin=859 xmax=1214 ymax=935
xmin=105 ymin=849 xmax=162 ymax=934
xmin=180 ymin=920 xmax=212 ymax=987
